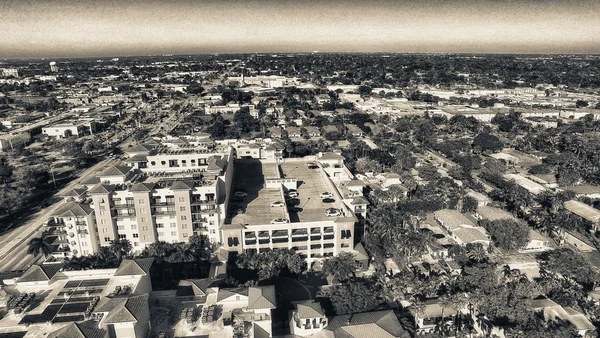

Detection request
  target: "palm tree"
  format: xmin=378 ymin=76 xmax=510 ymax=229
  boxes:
xmin=168 ymin=244 xmax=195 ymax=263
xmin=468 ymin=244 xmax=488 ymax=263
xmin=27 ymin=236 xmax=53 ymax=259
xmin=109 ymin=239 xmax=132 ymax=261
xmin=92 ymin=247 xmax=118 ymax=269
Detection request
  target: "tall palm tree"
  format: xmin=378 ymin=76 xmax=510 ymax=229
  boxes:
xmin=27 ymin=236 xmax=53 ymax=259
xmin=168 ymin=244 xmax=195 ymax=263
xmin=468 ymin=244 xmax=488 ymax=263
xmin=109 ymin=239 xmax=132 ymax=261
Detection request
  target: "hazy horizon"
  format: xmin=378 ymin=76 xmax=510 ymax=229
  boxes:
xmin=2 ymin=0 xmax=599 ymax=58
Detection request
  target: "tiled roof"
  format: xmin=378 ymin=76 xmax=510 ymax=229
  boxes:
xmin=327 ymin=310 xmax=409 ymax=338
xmin=169 ymin=180 xmax=194 ymax=190
xmin=114 ymin=258 xmax=154 ymax=276
xmin=253 ymin=324 xmax=271 ymax=338
xmin=216 ymin=287 xmax=248 ymax=302
xmin=55 ymin=202 xmax=94 ymax=217
xmin=453 ymin=227 xmax=489 ymax=243
xmin=47 ymin=320 xmax=108 ymax=338
xmin=96 ymin=294 xmax=149 ymax=324
xmin=125 ymin=154 xmax=148 ymax=163
xmin=62 ymin=188 xmax=88 ymax=197
xmin=100 ymin=165 xmax=132 ymax=177
xmin=176 ymin=278 xmax=221 ymax=297
xmin=126 ymin=144 xmax=153 ymax=153
xmin=351 ymin=196 xmax=369 ymax=205
xmin=88 ymin=184 xmax=116 ymax=194
xmin=353 ymin=243 xmax=369 ymax=261
xmin=296 ymin=301 xmax=325 ymax=319
xmin=80 ymin=177 xmax=101 ymax=185
xmin=434 ymin=209 xmax=476 ymax=230
xmin=247 ymin=286 xmax=276 ymax=310
xmin=128 ymin=182 xmax=155 ymax=192
xmin=18 ymin=263 xmax=64 ymax=283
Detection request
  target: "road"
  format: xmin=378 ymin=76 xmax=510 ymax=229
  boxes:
xmin=0 ymin=157 xmax=118 ymax=272
xmin=0 ymin=65 xmax=237 ymax=272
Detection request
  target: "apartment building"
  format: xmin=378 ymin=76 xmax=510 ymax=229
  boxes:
xmin=222 ymin=157 xmax=360 ymax=268
xmin=48 ymin=144 xmax=235 ymax=257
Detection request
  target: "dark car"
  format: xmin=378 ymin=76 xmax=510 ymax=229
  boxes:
xmin=288 ymin=207 xmax=303 ymax=213
xmin=322 ymin=198 xmax=335 ymax=203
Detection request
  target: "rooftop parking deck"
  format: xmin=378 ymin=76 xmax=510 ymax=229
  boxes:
xmin=280 ymin=161 xmax=339 ymax=223
xmin=229 ymin=160 xmax=287 ymax=226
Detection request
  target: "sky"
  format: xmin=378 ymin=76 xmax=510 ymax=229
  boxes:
xmin=1 ymin=0 xmax=599 ymax=58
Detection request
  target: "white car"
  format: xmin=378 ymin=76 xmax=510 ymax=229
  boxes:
xmin=320 ymin=192 xmax=334 ymax=199
xmin=271 ymin=201 xmax=285 ymax=207
xmin=325 ymin=208 xmax=341 ymax=217
xmin=234 ymin=191 xmax=248 ymax=198
xmin=287 ymin=190 xmax=299 ymax=198
xmin=271 ymin=218 xmax=289 ymax=224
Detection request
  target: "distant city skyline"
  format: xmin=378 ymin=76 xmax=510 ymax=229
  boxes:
xmin=1 ymin=0 xmax=599 ymax=58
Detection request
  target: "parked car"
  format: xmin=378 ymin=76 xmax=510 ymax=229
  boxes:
xmin=307 ymin=162 xmax=318 ymax=169
xmin=320 ymin=192 xmax=333 ymax=199
xmin=322 ymin=198 xmax=335 ymax=203
xmin=234 ymin=191 xmax=247 ymax=198
xmin=287 ymin=190 xmax=299 ymax=198
xmin=288 ymin=207 xmax=303 ymax=213
xmin=325 ymin=208 xmax=341 ymax=217
xmin=271 ymin=218 xmax=289 ymax=224
xmin=271 ymin=201 xmax=285 ymax=207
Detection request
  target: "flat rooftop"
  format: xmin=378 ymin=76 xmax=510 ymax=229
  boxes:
xmin=228 ymin=159 xmax=344 ymax=226
xmin=280 ymin=161 xmax=340 ymax=223
xmin=229 ymin=160 xmax=287 ymax=226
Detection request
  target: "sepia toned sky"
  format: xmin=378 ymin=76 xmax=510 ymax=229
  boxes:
xmin=1 ymin=0 xmax=599 ymax=58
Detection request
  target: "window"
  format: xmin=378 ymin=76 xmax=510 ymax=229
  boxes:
xmin=117 ymin=225 xmax=125 ymax=231
xmin=211 ymin=229 xmax=216 ymax=234
xmin=161 ymin=161 xmax=166 ymax=165
xmin=158 ymin=232 xmax=164 ymax=237
xmin=170 ymin=222 xmax=177 ymax=228
xmin=104 ymin=237 xmax=111 ymax=243
xmin=179 ymin=206 xmax=186 ymax=211
xmin=181 ymin=215 xmax=187 ymax=220
xmin=140 ymin=208 xmax=146 ymax=214
xmin=171 ymin=231 xmax=177 ymax=236
xmin=118 ymin=234 xmax=127 ymax=239
xmin=178 ymin=197 xmax=185 ymax=202
xmin=99 ymin=211 xmax=105 ymax=216
xmin=183 ymin=232 xmax=189 ymax=238
xmin=82 ymin=242 xmax=87 ymax=247
xmin=133 ymin=233 xmax=139 ymax=238
xmin=131 ymin=224 xmax=137 ymax=230
xmin=182 ymin=224 xmax=188 ymax=229
xmin=209 ymin=213 xmax=215 ymax=217
xmin=227 ymin=237 xmax=240 ymax=246
xmin=142 ymin=226 xmax=148 ymax=232
xmin=138 ymin=199 xmax=144 ymax=204
xmin=100 ymin=220 xmax=106 ymax=225
xmin=140 ymin=217 xmax=146 ymax=222
xmin=156 ymin=223 xmax=164 ymax=228
xmin=134 ymin=242 xmax=139 ymax=247
xmin=341 ymin=230 xmax=352 ymax=239
xmin=150 ymin=161 xmax=156 ymax=166
xmin=99 ymin=206 xmax=106 ymax=211
xmin=142 ymin=235 xmax=148 ymax=240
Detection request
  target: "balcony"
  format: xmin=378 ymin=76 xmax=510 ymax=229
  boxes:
xmin=258 ymin=239 xmax=270 ymax=245
xmin=310 ymin=228 xmax=321 ymax=235
xmin=272 ymin=238 xmax=289 ymax=244
xmin=310 ymin=235 xmax=321 ymax=241
xmin=113 ymin=204 xmax=135 ymax=209
xmin=153 ymin=201 xmax=175 ymax=206
xmin=323 ymin=235 xmax=335 ymax=240
xmin=190 ymin=200 xmax=216 ymax=206
xmin=77 ymin=230 xmax=89 ymax=235
xmin=245 ymin=240 xmax=257 ymax=245
xmin=193 ymin=225 xmax=208 ymax=232
xmin=258 ymin=231 xmax=270 ymax=238
xmin=244 ymin=232 xmax=256 ymax=239
xmin=291 ymin=229 xmax=308 ymax=236
xmin=292 ymin=236 xmax=308 ymax=242
xmin=153 ymin=211 xmax=176 ymax=216
xmin=272 ymin=230 xmax=288 ymax=237
xmin=114 ymin=213 xmax=136 ymax=219
xmin=324 ymin=227 xmax=334 ymax=234
xmin=75 ymin=221 xmax=87 ymax=226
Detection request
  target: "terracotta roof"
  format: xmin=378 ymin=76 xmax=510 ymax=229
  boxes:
xmin=327 ymin=310 xmax=409 ymax=338
xmin=351 ymin=196 xmax=369 ymax=205
xmin=80 ymin=177 xmax=101 ymax=185
xmin=62 ymin=188 xmax=88 ymax=198
xmin=247 ymin=286 xmax=276 ymax=310
xmin=124 ymin=154 xmax=148 ymax=163
xmin=296 ymin=301 xmax=325 ymax=319
xmin=353 ymin=243 xmax=369 ymax=261
xmin=88 ymin=184 xmax=116 ymax=194
xmin=96 ymin=294 xmax=149 ymax=324
xmin=216 ymin=287 xmax=248 ymax=302
xmin=55 ymin=202 xmax=94 ymax=217
xmin=128 ymin=182 xmax=155 ymax=192
xmin=47 ymin=320 xmax=108 ymax=338
xmin=18 ymin=263 xmax=64 ymax=283
xmin=100 ymin=165 xmax=132 ymax=177
xmin=176 ymin=278 xmax=221 ymax=297
xmin=169 ymin=180 xmax=194 ymax=190
xmin=114 ymin=258 xmax=154 ymax=276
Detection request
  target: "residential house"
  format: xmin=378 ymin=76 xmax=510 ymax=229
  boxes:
xmin=531 ymin=297 xmax=595 ymax=336
xmin=433 ymin=209 xmax=491 ymax=247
